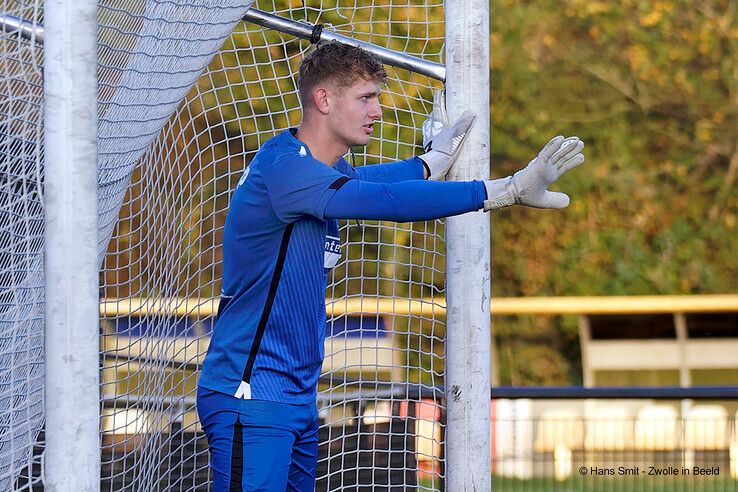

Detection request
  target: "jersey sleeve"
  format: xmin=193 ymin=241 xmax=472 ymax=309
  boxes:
xmin=261 ymin=154 xmax=348 ymax=222
xmin=353 ymin=157 xmax=426 ymax=183
xmin=323 ymin=178 xmax=487 ymax=222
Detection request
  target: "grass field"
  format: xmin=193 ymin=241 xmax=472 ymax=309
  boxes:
xmin=418 ymin=475 xmax=738 ymax=491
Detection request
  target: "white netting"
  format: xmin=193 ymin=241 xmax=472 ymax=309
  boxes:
xmin=3 ymin=1 xmax=448 ymax=489
xmin=0 ymin=3 xmax=45 ymax=490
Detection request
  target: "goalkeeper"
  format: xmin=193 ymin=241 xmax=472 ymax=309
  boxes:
xmin=197 ymin=41 xmax=584 ymax=491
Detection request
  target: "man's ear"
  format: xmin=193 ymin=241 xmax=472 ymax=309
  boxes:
xmin=312 ymin=87 xmax=330 ymax=115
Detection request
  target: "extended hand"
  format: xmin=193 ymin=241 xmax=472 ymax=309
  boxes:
xmin=419 ymin=90 xmax=476 ymax=180
xmin=483 ymin=136 xmax=585 ymax=210
xmin=511 ymin=135 xmax=584 ymax=208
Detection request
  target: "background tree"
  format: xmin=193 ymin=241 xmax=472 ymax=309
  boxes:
xmin=104 ymin=1 xmax=738 ymax=385
xmin=489 ymin=0 xmax=738 ymax=384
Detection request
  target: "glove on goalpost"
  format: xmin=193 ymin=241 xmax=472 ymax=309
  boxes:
xmin=419 ymin=90 xmax=476 ymax=180
xmin=483 ymin=135 xmax=585 ymax=210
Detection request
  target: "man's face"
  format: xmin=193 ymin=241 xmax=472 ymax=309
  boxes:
xmin=327 ymin=77 xmax=383 ymax=148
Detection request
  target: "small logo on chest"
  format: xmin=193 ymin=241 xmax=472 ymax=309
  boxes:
xmin=324 ymin=235 xmax=341 ymax=269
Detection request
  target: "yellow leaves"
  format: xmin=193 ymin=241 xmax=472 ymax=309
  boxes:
xmin=563 ymin=0 xmax=611 ymax=18
xmin=626 ymin=45 xmax=649 ymax=72
xmin=639 ymin=1 xmax=672 ymax=27
xmin=633 ymin=211 xmax=651 ymax=229
xmin=589 ymin=26 xmax=601 ymax=40
xmin=594 ymin=164 xmax=610 ymax=180
xmin=625 ymin=44 xmax=670 ymax=86
xmin=662 ymin=160 xmax=688 ymax=179
xmin=674 ymin=70 xmax=690 ymax=92
xmin=698 ymin=23 xmax=716 ymax=55
xmin=702 ymin=68 xmax=720 ymax=81
xmin=570 ymin=200 xmax=586 ymax=215
xmin=652 ymin=68 xmax=668 ymax=87
xmin=585 ymin=1 xmax=610 ymax=15
xmin=667 ymin=47 xmax=682 ymax=61
xmin=490 ymin=31 xmax=503 ymax=48
xmin=640 ymin=10 xmax=663 ymax=27
xmin=695 ymin=127 xmax=711 ymax=143
xmin=725 ymin=213 xmax=737 ymax=229
xmin=680 ymin=30 xmax=697 ymax=43
xmin=657 ymin=1 xmax=674 ymax=13
xmin=695 ymin=119 xmax=713 ymax=142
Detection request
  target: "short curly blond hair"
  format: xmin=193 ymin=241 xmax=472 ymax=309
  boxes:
xmin=298 ymin=41 xmax=388 ymax=108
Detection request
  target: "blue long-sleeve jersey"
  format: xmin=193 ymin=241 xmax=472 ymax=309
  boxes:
xmin=198 ymin=129 xmax=486 ymax=403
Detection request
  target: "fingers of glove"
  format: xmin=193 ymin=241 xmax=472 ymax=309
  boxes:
xmin=422 ymin=120 xmax=444 ymax=140
xmin=428 ymin=110 xmax=476 ymax=155
xmin=432 ymin=90 xmax=448 ymax=124
xmin=453 ymin=110 xmax=476 ymax=134
xmin=537 ymin=135 xmax=565 ymax=161
xmin=422 ymin=111 xmax=446 ymax=150
xmin=448 ymin=111 xmax=476 ymax=152
xmin=534 ymin=190 xmax=570 ymax=209
xmin=558 ymin=152 xmax=585 ymax=175
xmin=423 ymin=91 xmax=448 ymax=138
xmin=550 ymin=137 xmax=584 ymax=164
xmin=421 ymin=122 xmax=432 ymax=150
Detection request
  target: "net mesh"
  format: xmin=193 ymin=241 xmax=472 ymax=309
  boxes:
xmin=2 ymin=1 xmax=447 ymax=489
xmin=0 ymin=3 xmax=45 ymax=490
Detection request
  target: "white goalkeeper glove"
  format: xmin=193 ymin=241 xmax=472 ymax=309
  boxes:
xmin=483 ymin=135 xmax=585 ymax=210
xmin=419 ymin=90 xmax=476 ymax=180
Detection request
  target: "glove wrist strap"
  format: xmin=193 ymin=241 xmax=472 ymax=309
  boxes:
xmin=418 ymin=150 xmax=452 ymax=181
xmin=483 ymin=176 xmax=517 ymax=211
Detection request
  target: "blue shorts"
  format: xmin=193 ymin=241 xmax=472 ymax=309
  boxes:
xmin=196 ymin=387 xmax=319 ymax=492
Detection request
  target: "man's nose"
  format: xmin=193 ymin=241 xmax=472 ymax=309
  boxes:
xmin=370 ymin=100 xmax=382 ymax=120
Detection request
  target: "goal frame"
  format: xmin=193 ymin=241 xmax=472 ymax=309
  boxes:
xmin=42 ymin=0 xmax=101 ymax=490
xmin=19 ymin=2 xmax=492 ymax=488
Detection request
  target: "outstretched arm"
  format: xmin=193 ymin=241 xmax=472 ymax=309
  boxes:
xmin=323 ymin=178 xmax=486 ymax=222
xmin=323 ymin=136 xmax=585 ymax=220
xmin=483 ymin=136 xmax=585 ymax=210
xmin=352 ymin=157 xmax=426 ymax=183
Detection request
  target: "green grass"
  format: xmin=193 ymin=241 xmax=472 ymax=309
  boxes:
xmin=492 ymin=475 xmax=737 ymax=492
xmin=417 ymin=475 xmax=738 ymax=491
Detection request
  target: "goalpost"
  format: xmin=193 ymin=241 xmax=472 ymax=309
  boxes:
xmin=444 ymin=2 xmax=491 ymax=489
xmin=1 ymin=1 xmax=489 ymax=490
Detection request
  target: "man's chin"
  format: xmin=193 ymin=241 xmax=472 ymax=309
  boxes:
xmin=348 ymin=140 xmax=370 ymax=149
xmin=341 ymin=132 xmax=371 ymax=149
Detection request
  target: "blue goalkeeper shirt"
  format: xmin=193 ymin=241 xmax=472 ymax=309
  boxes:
xmin=198 ymin=129 xmax=486 ymax=404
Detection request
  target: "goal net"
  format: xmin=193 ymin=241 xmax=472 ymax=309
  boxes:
xmin=1 ymin=4 xmax=46 ymax=490
xmin=3 ymin=0 xmax=453 ymax=489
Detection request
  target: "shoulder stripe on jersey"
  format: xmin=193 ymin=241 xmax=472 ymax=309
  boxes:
xmin=329 ymin=176 xmax=351 ymax=190
xmin=240 ymin=222 xmax=295 ymax=384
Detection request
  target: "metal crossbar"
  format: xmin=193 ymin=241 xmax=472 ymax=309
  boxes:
xmin=0 ymin=9 xmax=445 ymax=80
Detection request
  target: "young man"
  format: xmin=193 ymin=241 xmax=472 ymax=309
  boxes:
xmin=197 ymin=42 xmax=584 ymax=491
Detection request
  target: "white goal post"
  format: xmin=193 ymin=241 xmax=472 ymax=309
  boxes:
xmin=42 ymin=0 xmax=101 ymax=490
xmin=444 ymin=1 xmax=492 ymax=490
xmin=1 ymin=2 xmax=490 ymax=489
